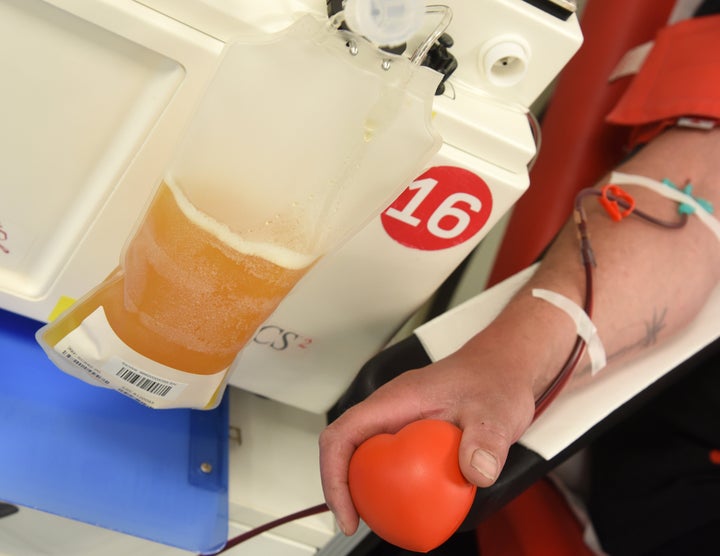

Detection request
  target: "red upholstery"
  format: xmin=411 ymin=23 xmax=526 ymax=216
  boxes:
xmin=476 ymin=478 xmax=596 ymax=556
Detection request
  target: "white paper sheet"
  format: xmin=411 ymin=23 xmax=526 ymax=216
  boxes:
xmin=415 ymin=264 xmax=720 ymax=459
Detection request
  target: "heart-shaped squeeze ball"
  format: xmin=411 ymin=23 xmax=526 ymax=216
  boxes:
xmin=348 ymin=419 xmax=477 ymax=552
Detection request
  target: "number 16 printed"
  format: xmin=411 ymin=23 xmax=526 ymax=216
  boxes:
xmin=381 ymin=167 xmax=493 ymax=251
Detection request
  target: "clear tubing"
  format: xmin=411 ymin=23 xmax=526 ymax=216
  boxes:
xmin=410 ymin=5 xmax=453 ymax=65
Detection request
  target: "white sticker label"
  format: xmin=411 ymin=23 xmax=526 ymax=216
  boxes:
xmin=59 ymin=345 xmax=112 ymax=386
xmin=51 ymin=307 xmax=225 ymax=409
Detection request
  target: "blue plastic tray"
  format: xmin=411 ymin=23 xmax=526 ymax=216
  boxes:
xmin=0 ymin=308 xmax=228 ymax=554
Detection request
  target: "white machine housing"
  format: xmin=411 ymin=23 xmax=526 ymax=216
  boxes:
xmin=0 ymin=0 xmax=583 ymax=551
xmin=0 ymin=0 xmax=582 ymax=413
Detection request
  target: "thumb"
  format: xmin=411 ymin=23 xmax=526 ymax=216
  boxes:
xmin=457 ymin=410 xmax=532 ymax=488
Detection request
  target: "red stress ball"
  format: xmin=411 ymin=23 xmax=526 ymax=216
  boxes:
xmin=348 ymin=419 xmax=477 ymax=553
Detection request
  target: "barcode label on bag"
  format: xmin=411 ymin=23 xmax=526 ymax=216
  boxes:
xmin=116 ymin=366 xmax=175 ymax=397
xmin=47 ymin=306 xmax=223 ymax=409
xmin=109 ymin=361 xmax=186 ymax=405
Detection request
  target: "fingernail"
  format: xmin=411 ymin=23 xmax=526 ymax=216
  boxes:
xmin=471 ymin=449 xmax=499 ymax=481
xmin=334 ymin=515 xmax=349 ymax=536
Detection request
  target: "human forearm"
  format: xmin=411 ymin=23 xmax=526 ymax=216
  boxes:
xmin=472 ymin=127 xmax=720 ymax=400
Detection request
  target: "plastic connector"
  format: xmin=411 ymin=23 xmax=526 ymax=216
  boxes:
xmin=343 ymin=0 xmax=426 ymax=46
xmin=598 ymin=184 xmax=635 ymax=222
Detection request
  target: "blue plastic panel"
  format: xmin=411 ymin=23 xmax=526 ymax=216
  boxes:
xmin=0 ymin=308 xmax=228 ymax=554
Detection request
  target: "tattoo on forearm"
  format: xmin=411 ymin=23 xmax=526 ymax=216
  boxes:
xmin=575 ymin=307 xmax=668 ymax=378
xmin=611 ymin=307 xmax=668 ymax=360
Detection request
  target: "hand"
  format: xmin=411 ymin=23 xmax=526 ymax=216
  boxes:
xmin=318 ymin=345 xmax=536 ymax=536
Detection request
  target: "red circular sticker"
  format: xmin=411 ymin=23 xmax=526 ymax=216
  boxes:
xmin=381 ymin=166 xmax=493 ymax=251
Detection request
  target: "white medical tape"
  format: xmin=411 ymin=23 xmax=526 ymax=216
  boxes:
xmin=610 ymin=171 xmax=720 ymax=242
xmin=532 ymin=288 xmax=607 ymax=375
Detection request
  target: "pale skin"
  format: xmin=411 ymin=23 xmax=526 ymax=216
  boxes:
xmin=319 ymin=127 xmax=720 ymax=536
